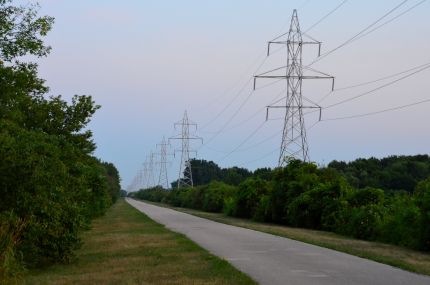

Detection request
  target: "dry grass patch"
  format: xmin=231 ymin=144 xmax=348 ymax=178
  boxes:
xmin=151 ymin=202 xmax=430 ymax=276
xmin=23 ymin=199 xmax=256 ymax=285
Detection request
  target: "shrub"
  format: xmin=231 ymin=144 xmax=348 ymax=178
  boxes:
xmin=0 ymin=212 xmax=27 ymax=283
xmin=202 ymin=181 xmax=237 ymax=213
xmin=233 ymin=178 xmax=269 ymax=219
xmin=414 ymin=178 xmax=430 ymax=250
xmin=379 ymin=194 xmax=421 ymax=249
xmin=335 ymin=187 xmax=386 ymax=240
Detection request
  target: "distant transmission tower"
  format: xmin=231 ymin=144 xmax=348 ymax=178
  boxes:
xmin=141 ymin=157 xmax=149 ymax=189
xmin=156 ymin=137 xmax=171 ymax=189
xmin=147 ymin=152 xmax=156 ymax=188
xmin=254 ymin=9 xmax=334 ymax=166
xmin=169 ymin=111 xmax=202 ymax=188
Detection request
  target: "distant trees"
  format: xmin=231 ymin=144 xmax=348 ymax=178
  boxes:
xmin=135 ymin=157 xmax=430 ymax=252
xmin=171 ymin=159 xmax=253 ymax=188
xmin=0 ymin=1 xmax=121 ymax=282
xmin=328 ymin=155 xmax=430 ymax=193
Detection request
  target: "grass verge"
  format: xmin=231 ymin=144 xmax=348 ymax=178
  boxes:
xmin=144 ymin=200 xmax=430 ymax=276
xmin=23 ymin=199 xmax=256 ymax=285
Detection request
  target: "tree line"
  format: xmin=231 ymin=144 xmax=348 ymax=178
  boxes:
xmin=0 ymin=1 xmax=121 ymax=282
xmin=131 ymin=157 xmax=430 ymax=252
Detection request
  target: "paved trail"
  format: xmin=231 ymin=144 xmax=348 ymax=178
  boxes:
xmin=126 ymin=198 xmax=430 ymax=285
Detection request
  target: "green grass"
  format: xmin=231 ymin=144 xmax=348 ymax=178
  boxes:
xmin=144 ymin=200 xmax=430 ymax=276
xmin=23 ymin=199 xmax=256 ymax=285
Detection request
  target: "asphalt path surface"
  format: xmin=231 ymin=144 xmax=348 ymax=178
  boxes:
xmin=126 ymin=198 xmax=430 ymax=285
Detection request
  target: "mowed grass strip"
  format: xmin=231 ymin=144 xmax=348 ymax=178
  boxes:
xmin=23 ymin=199 xmax=256 ymax=285
xmin=145 ymin=201 xmax=430 ymax=276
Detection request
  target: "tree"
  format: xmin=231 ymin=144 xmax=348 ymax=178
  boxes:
xmin=0 ymin=1 xmax=120 ymax=281
xmin=414 ymin=178 xmax=430 ymax=250
xmin=0 ymin=0 xmax=54 ymax=62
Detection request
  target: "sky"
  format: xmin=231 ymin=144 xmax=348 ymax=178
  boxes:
xmin=29 ymin=0 xmax=430 ymax=189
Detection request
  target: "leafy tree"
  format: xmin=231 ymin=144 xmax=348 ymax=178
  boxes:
xmin=328 ymin=155 xmax=430 ymax=193
xmin=379 ymin=194 xmax=421 ymax=249
xmin=171 ymin=159 xmax=252 ymax=187
xmin=0 ymin=1 xmax=121 ymax=281
xmin=336 ymin=187 xmax=385 ymax=239
xmin=202 ymin=181 xmax=237 ymax=213
xmin=0 ymin=0 xmax=54 ymax=62
xmin=232 ymin=178 xmax=269 ymax=219
xmin=414 ymin=178 xmax=430 ymax=250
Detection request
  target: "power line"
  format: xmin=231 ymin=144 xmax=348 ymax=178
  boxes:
xmin=225 ymin=87 xmax=287 ymax=131
xmin=199 ymin=61 xmax=264 ymax=130
xmin=336 ymin=62 xmax=430 ymax=92
xmin=236 ymin=120 xmax=321 ymax=168
xmin=237 ymin=147 xmax=279 ymax=168
xmin=322 ymin=98 xmax=430 ymax=121
xmin=199 ymin=44 xmax=286 ymax=131
xmin=218 ymin=121 xmax=267 ymax=163
xmin=199 ymin=57 xmax=287 ymax=149
xmin=310 ymin=0 xmax=411 ymax=66
xmin=324 ymin=63 xmax=430 ymax=109
xmin=208 ymin=107 xmax=321 ymax=155
xmin=318 ymin=61 xmax=430 ymax=104
xmin=303 ymin=0 xmax=349 ymax=33
xmin=298 ymin=0 xmax=313 ymax=11
xmin=348 ymin=0 xmax=427 ymax=45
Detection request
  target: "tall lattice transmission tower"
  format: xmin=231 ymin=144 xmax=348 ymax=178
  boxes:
xmin=156 ymin=137 xmax=170 ymax=189
xmin=169 ymin=111 xmax=202 ymax=188
xmin=254 ymin=9 xmax=334 ymax=166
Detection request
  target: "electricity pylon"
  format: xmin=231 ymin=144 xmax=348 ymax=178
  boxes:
xmin=254 ymin=9 xmax=334 ymax=166
xmin=147 ymin=152 xmax=156 ymax=188
xmin=141 ymin=156 xmax=150 ymax=189
xmin=156 ymin=137 xmax=171 ymax=189
xmin=169 ymin=111 xmax=202 ymax=188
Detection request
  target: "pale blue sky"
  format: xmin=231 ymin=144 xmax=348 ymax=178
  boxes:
xmin=32 ymin=0 xmax=430 ymax=188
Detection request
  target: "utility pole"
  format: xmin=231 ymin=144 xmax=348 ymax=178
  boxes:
xmin=156 ymin=137 xmax=171 ymax=189
xmin=169 ymin=111 xmax=202 ymax=188
xmin=254 ymin=9 xmax=334 ymax=166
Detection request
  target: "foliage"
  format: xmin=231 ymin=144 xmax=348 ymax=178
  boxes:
xmin=231 ymin=178 xmax=270 ymax=219
xmin=0 ymin=0 xmax=54 ymax=62
xmin=414 ymin=178 xmax=430 ymax=250
xmin=201 ymin=181 xmax=237 ymax=213
xmin=131 ymin=186 xmax=168 ymax=203
xmin=171 ymin=159 xmax=252 ymax=188
xmin=0 ymin=1 xmax=121 ymax=281
xmin=379 ymin=194 xmax=421 ymax=249
xmin=329 ymin=155 xmax=430 ymax=193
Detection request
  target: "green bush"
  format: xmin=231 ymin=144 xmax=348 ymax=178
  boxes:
xmin=335 ymin=187 xmax=385 ymax=240
xmin=252 ymin=194 xmax=272 ymax=222
xmin=286 ymin=181 xmax=346 ymax=230
xmin=233 ymin=178 xmax=269 ymax=219
xmin=379 ymin=194 xmax=421 ymax=249
xmin=202 ymin=181 xmax=237 ymax=213
xmin=134 ymin=186 xmax=168 ymax=203
xmin=0 ymin=212 xmax=27 ymax=283
xmin=270 ymin=161 xmax=320 ymax=223
xmin=414 ymin=178 xmax=430 ymax=250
